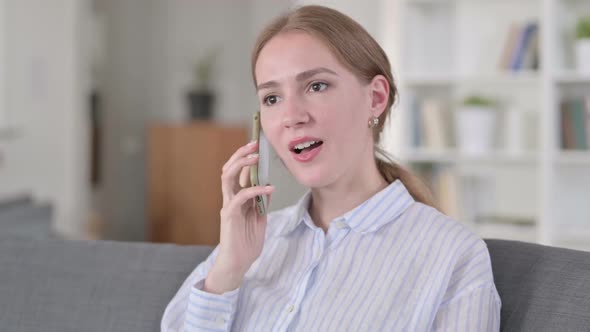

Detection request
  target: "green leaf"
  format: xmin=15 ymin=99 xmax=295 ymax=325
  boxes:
xmin=576 ymin=16 xmax=590 ymax=40
xmin=193 ymin=48 xmax=221 ymax=90
xmin=462 ymin=95 xmax=496 ymax=107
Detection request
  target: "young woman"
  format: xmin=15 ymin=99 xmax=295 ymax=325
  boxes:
xmin=162 ymin=5 xmax=501 ymax=331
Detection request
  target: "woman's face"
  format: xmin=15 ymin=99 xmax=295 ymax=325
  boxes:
xmin=255 ymin=31 xmax=384 ymax=188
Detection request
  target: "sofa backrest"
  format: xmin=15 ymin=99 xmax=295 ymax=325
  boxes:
xmin=486 ymin=239 xmax=590 ymax=331
xmin=0 ymin=196 xmax=54 ymax=240
xmin=0 ymin=194 xmax=33 ymax=210
xmin=0 ymin=237 xmax=213 ymax=332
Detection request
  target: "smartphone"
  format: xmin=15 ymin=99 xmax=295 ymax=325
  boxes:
xmin=250 ymin=111 xmax=269 ymax=215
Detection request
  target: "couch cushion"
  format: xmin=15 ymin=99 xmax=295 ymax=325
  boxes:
xmin=486 ymin=239 xmax=590 ymax=331
xmin=0 ymin=237 xmax=213 ymax=332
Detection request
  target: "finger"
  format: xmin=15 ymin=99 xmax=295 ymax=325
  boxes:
xmin=229 ymin=185 xmax=275 ymax=211
xmin=264 ymin=182 xmax=272 ymax=209
xmin=221 ymin=154 xmax=259 ymax=202
xmin=222 ymin=141 xmax=258 ymax=173
xmin=222 ymin=155 xmax=258 ymax=203
xmin=239 ymin=165 xmax=251 ymax=188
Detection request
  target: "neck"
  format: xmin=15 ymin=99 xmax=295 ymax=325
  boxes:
xmin=309 ymin=159 xmax=388 ymax=233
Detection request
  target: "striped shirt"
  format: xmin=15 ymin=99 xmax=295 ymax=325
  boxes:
xmin=161 ymin=179 xmax=501 ymax=331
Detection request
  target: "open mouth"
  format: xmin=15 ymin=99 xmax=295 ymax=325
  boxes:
xmin=292 ymin=140 xmax=324 ymax=154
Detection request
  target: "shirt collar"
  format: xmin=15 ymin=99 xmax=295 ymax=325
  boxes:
xmin=278 ymin=179 xmax=415 ymax=236
xmin=278 ymin=190 xmax=312 ymax=236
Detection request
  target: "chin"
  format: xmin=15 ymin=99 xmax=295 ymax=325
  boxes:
xmin=280 ymin=151 xmax=336 ymax=188
xmin=291 ymin=166 xmax=333 ymax=188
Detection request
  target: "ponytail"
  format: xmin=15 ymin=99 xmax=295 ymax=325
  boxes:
xmin=375 ymin=146 xmax=436 ymax=208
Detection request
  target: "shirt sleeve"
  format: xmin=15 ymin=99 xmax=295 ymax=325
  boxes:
xmin=160 ymin=246 xmax=241 ymax=332
xmin=431 ymin=282 xmax=501 ymax=331
xmin=431 ymin=238 xmax=502 ymax=331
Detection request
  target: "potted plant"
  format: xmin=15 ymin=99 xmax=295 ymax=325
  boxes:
xmin=575 ymin=16 xmax=590 ymax=73
xmin=455 ymin=95 xmax=498 ymax=156
xmin=187 ymin=49 xmax=219 ymax=120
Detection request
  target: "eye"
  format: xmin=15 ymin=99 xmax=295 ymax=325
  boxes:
xmin=309 ymin=82 xmax=328 ymax=92
xmin=263 ymin=95 xmax=281 ymax=106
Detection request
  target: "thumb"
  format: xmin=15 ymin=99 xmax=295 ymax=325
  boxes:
xmin=239 ymin=166 xmax=251 ymax=188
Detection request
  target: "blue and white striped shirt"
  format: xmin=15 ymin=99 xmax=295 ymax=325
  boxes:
xmin=161 ymin=179 xmax=501 ymax=331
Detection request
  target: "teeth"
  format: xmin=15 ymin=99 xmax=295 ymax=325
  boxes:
xmin=294 ymin=140 xmax=316 ymax=150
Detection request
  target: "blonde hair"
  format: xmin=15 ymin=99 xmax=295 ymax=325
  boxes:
xmin=251 ymin=5 xmax=435 ymax=207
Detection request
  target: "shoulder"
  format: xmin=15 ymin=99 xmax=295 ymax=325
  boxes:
xmin=412 ymin=203 xmax=495 ymax=289
xmin=404 ymin=203 xmax=496 ymax=296
xmin=404 ymin=202 xmax=491 ymax=266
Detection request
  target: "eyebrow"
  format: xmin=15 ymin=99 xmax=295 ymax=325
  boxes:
xmin=256 ymin=67 xmax=339 ymax=92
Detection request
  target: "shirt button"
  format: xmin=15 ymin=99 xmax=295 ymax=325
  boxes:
xmin=287 ymin=304 xmax=295 ymax=313
xmin=215 ymin=317 xmax=226 ymax=326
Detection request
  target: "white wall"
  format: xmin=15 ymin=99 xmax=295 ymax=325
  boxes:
xmin=0 ymin=0 xmax=5 ymax=127
xmin=0 ymin=0 xmax=90 ymax=238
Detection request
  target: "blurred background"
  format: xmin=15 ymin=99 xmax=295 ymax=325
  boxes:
xmin=0 ymin=0 xmax=589 ymax=251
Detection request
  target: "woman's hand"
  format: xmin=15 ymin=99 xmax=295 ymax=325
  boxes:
xmin=204 ymin=141 xmax=274 ymax=294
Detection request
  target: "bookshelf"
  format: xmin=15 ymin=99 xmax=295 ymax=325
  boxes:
xmin=555 ymin=71 xmax=590 ymax=84
xmin=381 ymin=0 xmax=590 ymax=251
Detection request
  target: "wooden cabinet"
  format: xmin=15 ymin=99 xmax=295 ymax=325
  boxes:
xmin=148 ymin=121 xmax=248 ymax=245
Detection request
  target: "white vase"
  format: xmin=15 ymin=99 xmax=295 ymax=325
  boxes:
xmin=576 ymin=39 xmax=590 ymax=74
xmin=455 ymin=106 xmax=497 ymax=156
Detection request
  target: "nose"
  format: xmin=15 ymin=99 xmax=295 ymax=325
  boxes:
xmin=281 ymin=96 xmax=310 ymax=128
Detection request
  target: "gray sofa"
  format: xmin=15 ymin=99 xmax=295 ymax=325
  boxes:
xmin=1 ymin=237 xmax=590 ymax=331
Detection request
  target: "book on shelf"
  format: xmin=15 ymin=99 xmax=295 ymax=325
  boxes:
xmin=560 ymin=96 xmax=590 ymax=150
xmin=498 ymin=21 xmax=539 ymax=72
xmin=410 ymin=97 xmax=451 ymax=151
xmin=435 ymin=166 xmax=461 ymax=221
xmin=414 ymin=165 xmax=462 ymax=221
xmin=410 ymin=97 xmax=422 ymax=148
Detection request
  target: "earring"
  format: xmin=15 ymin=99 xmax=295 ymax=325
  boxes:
xmin=368 ymin=116 xmax=379 ymax=128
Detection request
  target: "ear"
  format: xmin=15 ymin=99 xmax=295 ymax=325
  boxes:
xmin=368 ymin=75 xmax=389 ymax=118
